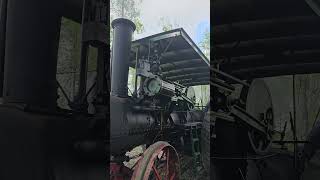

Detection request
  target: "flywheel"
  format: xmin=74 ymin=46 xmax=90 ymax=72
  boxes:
xmin=246 ymin=79 xmax=274 ymax=155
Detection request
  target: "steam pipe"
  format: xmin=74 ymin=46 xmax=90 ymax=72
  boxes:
xmin=111 ymin=18 xmax=136 ymax=97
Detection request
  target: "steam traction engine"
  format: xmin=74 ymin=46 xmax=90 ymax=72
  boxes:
xmin=110 ymin=19 xmax=210 ymax=179
xmin=0 ymin=0 xmax=209 ymax=178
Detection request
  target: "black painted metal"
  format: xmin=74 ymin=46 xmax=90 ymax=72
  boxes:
xmin=110 ymin=96 xmax=158 ymax=154
xmin=111 ymin=18 xmax=136 ymax=97
xmin=0 ymin=1 xmax=108 ymax=180
xmin=306 ymin=0 xmax=320 ymax=16
xmin=110 ymin=19 xmax=150 ymax=154
xmin=0 ymin=0 xmax=7 ymax=97
xmin=3 ymin=0 xmax=60 ymax=109
xmin=109 ymin=18 xmax=210 ymax=157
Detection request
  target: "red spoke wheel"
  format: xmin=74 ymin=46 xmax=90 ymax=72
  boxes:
xmin=131 ymin=141 xmax=180 ymax=180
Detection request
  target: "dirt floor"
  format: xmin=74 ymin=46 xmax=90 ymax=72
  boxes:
xmin=180 ymin=155 xmax=209 ymax=180
xmin=124 ymin=145 xmax=209 ymax=180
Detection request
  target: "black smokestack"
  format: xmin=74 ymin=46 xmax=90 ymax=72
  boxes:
xmin=111 ymin=18 xmax=135 ymax=97
xmin=3 ymin=0 xmax=61 ymax=109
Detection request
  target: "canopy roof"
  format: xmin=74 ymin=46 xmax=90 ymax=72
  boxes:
xmin=212 ymin=0 xmax=320 ymax=79
xmin=130 ymin=28 xmax=210 ymax=87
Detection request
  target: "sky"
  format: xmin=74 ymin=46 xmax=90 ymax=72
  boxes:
xmin=135 ymin=0 xmax=210 ymax=45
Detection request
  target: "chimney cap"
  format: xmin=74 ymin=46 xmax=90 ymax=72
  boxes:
xmin=112 ymin=18 xmax=136 ymax=31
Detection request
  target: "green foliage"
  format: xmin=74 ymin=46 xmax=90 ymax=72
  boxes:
xmin=193 ymin=85 xmax=210 ymax=108
xmin=192 ymin=28 xmax=210 ymax=107
xmin=111 ymin=0 xmax=142 ymax=20
xmin=110 ymin=0 xmax=144 ymax=43
xmin=159 ymin=17 xmax=179 ymax=32
xmin=198 ymin=30 xmax=210 ymax=107
xmin=58 ymin=18 xmax=81 ymax=73
xmin=58 ymin=18 xmax=98 ymax=74
xmin=199 ymin=29 xmax=210 ymax=60
xmin=128 ymin=67 xmax=136 ymax=95
xmin=133 ymin=18 xmax=144 ymax=34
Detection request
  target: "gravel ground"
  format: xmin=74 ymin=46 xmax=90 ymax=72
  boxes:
xmin=180 ymin=155 xmax=209 ymax=180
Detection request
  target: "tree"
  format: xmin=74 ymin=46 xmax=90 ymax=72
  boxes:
xmin=199 ymin=28 xmax=210 ymax=60
xmin=110 ymin=0 xmax=144 ymax=43
xmin=196 ymin=29 xmax=210 ymax=107
xmin=111 ymin=0 xmax=142 ymax=20
xmin=159 ymin=17 xmax=179 ymax=32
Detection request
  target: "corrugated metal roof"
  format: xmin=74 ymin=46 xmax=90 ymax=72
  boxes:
xmin=129 ymin=28 xmax=209 ymax=86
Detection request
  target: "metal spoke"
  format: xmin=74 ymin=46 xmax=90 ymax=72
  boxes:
xmin=152 ymin=165 xmax=162 ymax=180
xmin=131 ymin=142 xmax=180 ymax=180
xmin=169 ymin=172 xmax=176 ymax=180
xmin=166 ymin=148 xmax=170 ymax=179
